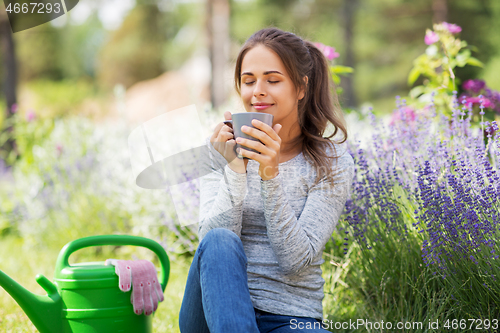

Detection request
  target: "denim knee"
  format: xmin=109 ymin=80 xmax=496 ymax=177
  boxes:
xmin=200 ymin=228 xmax=246 ymax=259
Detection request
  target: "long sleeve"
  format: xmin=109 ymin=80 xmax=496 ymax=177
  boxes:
xmin=260 ymin=150 xmax=354 ymax=275
xmin=198 ymin=137 xmax=248 ymax=240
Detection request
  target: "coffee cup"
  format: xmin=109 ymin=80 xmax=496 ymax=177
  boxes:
xmin=223 ymin=112 xmax=274 ymax=159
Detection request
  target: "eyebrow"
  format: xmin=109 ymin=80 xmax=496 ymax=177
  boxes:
xmin=241 ymin=70 xmax=284 ymax=77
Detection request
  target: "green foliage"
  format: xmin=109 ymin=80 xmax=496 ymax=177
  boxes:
xmin=331 ymin=65 xmax=354 ymax=97
xmin=23 ymin=79 xmax=98 ymax=118
xmin=55 ymin=14 xmax=107 ymax=79
xmin=97 ymin=4 xmax=165 ymax=88
xmin=0 ymin=109 xmax=54 ymax=166
xmin=96 ymin=2 xmax=204 ymax=89
xmin=407 ymin=22 xmax=483 ymax=114
xmin=14 ymin=23 xmax=64 ymax=81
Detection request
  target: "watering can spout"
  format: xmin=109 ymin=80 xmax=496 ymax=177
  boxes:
xmin=0 ymin=269 xmax=63 ymax=333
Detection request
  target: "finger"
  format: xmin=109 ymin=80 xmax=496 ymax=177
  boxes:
xmin=143 ymin=279 xmax=154 ymax=315
xmin=210 ymin=122 xmax=224 ymax=146
xmin=238 ymin=146 xmax=261 ymax=162
xmin=250 ymin=119 xmax=282 ymax=142
xmin=240 ymin=126 xmax=277 ymax=152
xmin=210 ymin=121 xmax=225 ymax=142
xmin=143 ymin=261 xmax=163 ymax=302
xmin=142 ymin=261 xmax=157 ymax=314
xmin=151 ymin=285 xmax=159 ymax=312
xmin=242 ymin=123 xmax=271 ymax=144
xmin=214 ymin=131 xmax=234 ymax=148
xmin=132 ymin=266 xmax=145 ymax=315
xmin=273 ymin=123 xmax=283 ymax=135
xmin=154 ymin=277 xmax=164 ymax=303
xmin=236 ymin=137 xmax=261 ymax=153
xmin=116 ymin=260 xmax=132 ymax=292
xmin=132 ymin=283 xmax=144 ymax=315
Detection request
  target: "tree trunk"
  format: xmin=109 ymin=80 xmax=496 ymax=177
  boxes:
xmin=341 ymin=0 xmax=358 ymax=109
xmin=432 ymin=0 xmax=447 ymax=23
xmin=0 ymin=9 xmax=18 ymax=163
xmin=206 ymin=0 xmax=230 ymax=110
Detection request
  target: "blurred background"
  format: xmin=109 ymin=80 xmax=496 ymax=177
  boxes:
xmin=1 ymin=0 xmax=500 ymax=127
xmin=1 ymin=0 xmax=500 ymax=331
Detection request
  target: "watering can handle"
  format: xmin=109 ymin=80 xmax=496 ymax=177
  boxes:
xmin=54 ymin=235 xmax=170 ymax=292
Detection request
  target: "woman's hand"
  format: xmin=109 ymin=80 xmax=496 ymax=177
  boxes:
xmin=236 ymin=119 xmax=282 ymax=180
xmin=210 ymin=111 xmax=249 ymax=173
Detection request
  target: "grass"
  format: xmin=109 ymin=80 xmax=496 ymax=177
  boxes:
xmin=0 ymin=235 xmax=190 ymax=333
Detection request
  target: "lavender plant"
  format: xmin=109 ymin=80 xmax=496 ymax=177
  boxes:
xmin=415 ymin=116 xmax=500 ymax=318
xmin=334 ymin=92 xmax=500 ymax=322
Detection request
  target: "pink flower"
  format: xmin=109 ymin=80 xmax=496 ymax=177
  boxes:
xmin=424 ymin=30 xmax=439 ymax=45
xmin=466 ymin=97 xmax=493 ymax=109
xmin=26 ymin=109 xmax=36 ymax=122
xmin=11 ymin=103 xmax=18 ymax=113
xmin=56 ymin=143 xmax=63 ymax=157
xmin=442 ymin=22 xmax=462 ymax=34
xmin=389 ymin=106 xmax=416 ymax=126
xmin=314 ymin=42 xmax=340 ymax=61
xmin=462 ymin=79 xmax=485 ymax=94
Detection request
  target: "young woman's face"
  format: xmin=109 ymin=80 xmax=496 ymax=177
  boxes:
xmin=240 ymin=45 xmax=304 ymax=125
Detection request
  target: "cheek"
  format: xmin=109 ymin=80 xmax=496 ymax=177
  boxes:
xmin=240 ymin=88 xmax=252 ymax=102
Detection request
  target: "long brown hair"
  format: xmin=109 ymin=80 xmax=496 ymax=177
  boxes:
xmin=234 ymin=27 xmax=348 ymax=186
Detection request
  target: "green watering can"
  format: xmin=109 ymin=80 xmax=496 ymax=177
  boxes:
xmin=0 ymin=235 xmax=170 ymax=333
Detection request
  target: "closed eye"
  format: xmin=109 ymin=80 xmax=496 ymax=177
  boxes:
xmin=243 ymin=80 xmax=280 ymax=86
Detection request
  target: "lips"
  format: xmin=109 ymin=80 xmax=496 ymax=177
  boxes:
xmin=252 ymin=103 xmax=274 ymax=110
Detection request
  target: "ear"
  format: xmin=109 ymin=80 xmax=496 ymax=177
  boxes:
xmin=298 ymin=76 xmax=308 ymax=100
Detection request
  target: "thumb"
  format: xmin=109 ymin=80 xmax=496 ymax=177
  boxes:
xmin=274 ymin=123 xmax=282 ymax=135
xmin=224 ymin=111 xmax=232 ymax=120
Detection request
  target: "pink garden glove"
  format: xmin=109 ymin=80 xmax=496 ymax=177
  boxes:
xmin=105 ymin=259 xmax=164 ymax=315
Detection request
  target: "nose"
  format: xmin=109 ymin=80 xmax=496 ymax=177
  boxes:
xmin=253 ymin=80 xmax=267 ymax=97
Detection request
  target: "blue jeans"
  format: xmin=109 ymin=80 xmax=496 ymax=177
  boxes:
xmin=178 ymin=228 xmax=329 ymax=333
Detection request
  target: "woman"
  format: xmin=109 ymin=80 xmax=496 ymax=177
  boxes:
xmin=179 ymin=27 xmax=354 ymax=332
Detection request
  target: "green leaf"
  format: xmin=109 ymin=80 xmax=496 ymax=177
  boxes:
xmin=410 ymin=86 xmax=425 ymax=99
xmin=331 ymin=65 xmax=354 ymax=75
xmin=466 ymin=57 xmax=484 ymax=67
xmin=408 ymin=68 xmax=421 ymax=86
xmin=456 ymin=50 xmax=470 ymax=67
xmin=331 ymin=73 xmax=341 ymax=85
xmin=468 ymin=44 xmax=479 ymax=52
